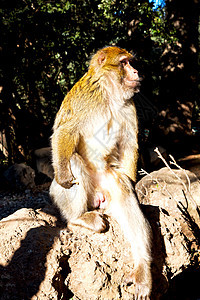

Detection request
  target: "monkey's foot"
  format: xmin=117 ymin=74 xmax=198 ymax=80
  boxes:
xmin=125 ymin=266 xmax=152 ymax=300
xmin=134 ymin=282 xmax=151 ymax=300
xmin=68 ymin=211 xmax=109 ymax=233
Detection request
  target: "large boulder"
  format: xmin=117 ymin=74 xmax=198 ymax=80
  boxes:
xmin=0 ymin=167 xmax=199 ymax=299
xmin=3 ymin=163 xmax=35 ymax=189
xmin=34 ymin=147 xmax=54 ymax=180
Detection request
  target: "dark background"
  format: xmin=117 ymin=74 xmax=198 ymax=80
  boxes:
xmin=0 ymin=0 xmax=199 ymax=171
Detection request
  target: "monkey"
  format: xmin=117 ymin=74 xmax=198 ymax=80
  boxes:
xmin=50 ymin=46 xmax=152 ymax=299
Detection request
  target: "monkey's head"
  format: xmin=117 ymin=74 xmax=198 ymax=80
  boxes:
xmin=89 ymin=46 xmax=141 ymax=99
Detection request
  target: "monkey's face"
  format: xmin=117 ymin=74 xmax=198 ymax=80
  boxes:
xmin=120 ymin=56 xmax=140 ymax=90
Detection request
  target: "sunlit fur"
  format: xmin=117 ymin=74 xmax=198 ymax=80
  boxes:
xmin=50 ymin=46 xmax=152 ymax=299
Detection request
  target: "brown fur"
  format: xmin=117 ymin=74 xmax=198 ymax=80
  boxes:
xmin=50 ymin=46 xmax=152 ymax=299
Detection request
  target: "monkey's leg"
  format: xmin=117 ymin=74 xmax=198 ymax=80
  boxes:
xmin=105 ymin=175 xmax=152 ymax=300
xmin=50 ymin=180 xmax=109 ymax=233
xmin=50 ymin=154 xmax=108 ymax=233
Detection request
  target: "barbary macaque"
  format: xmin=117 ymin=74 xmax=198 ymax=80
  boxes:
xmin=50 ymin=46 xmax=152 ymax=299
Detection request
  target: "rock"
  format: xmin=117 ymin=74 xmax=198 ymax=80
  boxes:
xmin=34 ymin=147 xmax=54 ymax=179
xmin=0 ymin=206 xmax=60 ymax=299
xmin=178 ymin=153 xmax=200 ymax=179
xmin=136 ymin=167 xmax=200 ymax=227
xmin=136 ymin=167 xmax=200 ymax=299
xmin=0 ymin=168 xmax=199 ymax=299
xmin=0 ymin=207 xmax=143 ymax=300
xmin=3 ymin=163 xmax=35 ymax=189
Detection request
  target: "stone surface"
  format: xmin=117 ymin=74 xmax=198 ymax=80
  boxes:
xmin=34 ymin=147 xmax=54 ymax=179
xmin=0 ymin=168 xmax=199 ymax=299
xmin=3 ymin=163 xmax=35 ymax=189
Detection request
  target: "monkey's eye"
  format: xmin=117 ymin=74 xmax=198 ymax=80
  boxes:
xmin=120 ymin=59 xmax=128 ymax=67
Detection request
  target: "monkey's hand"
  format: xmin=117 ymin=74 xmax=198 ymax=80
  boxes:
xmin=55 ymin=165 xmax=78 ymax=189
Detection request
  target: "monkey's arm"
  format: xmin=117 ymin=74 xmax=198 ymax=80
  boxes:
xmin=51 ymin=125 xmax=79 ymax=189
xmin=120 ymin=147 xmax=138 ymax=183
xmin=119 ymin=115 xmax=139 ymax=183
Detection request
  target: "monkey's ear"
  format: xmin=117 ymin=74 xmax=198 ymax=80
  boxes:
xmin=98 ymin=53 xmax=106 ymax=65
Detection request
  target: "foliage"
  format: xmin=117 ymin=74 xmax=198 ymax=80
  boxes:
xmin=0 ymin=0 xmax=187 ymax=163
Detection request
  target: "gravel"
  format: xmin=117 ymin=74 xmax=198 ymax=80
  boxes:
xmin=0 ymin=184 xmax=52 ymax=221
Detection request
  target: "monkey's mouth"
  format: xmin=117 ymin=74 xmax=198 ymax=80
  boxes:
xmin=124 ymin=79 xmax=141 ymax=88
